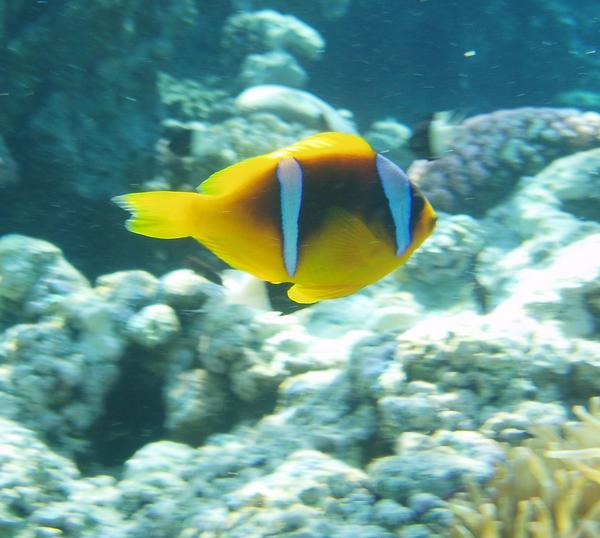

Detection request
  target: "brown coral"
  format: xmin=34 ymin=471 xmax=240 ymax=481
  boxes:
xmin=411 ymin=108 xmax=600 ymax=216
xmin=448 ymin=398 xmax=600 ymax=537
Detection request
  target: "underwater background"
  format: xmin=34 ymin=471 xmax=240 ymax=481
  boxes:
xmin=0 ymin=1 xmax=599 ymax=537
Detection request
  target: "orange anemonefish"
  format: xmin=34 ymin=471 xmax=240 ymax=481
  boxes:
xmin=113 ymin=132 xmax=437 ymax=304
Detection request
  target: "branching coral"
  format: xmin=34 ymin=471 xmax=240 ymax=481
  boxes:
xmin=448 ymin=398 xmax=600 ymax=537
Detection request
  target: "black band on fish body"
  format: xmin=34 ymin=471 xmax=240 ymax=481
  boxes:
xmin=408 ymin=185 xmax=427 ymax=236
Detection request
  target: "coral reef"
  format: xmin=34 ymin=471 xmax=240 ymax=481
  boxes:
xmin=368 ymin=430 xmax=503 ymax=505
xmin=156 ymin=113 xmax=315 ymax=191
xmin=2 ymin=110 xmax=600 ymax=535
xmin=477 ymin=148 xmax=600 ymax=335
xmin=1 ymin=215 xmax=599 ymax=537
xmin=399 ymin=214 xmax=484 ymax=310
xmin=239 ymin=50 xmax=310 ymax=87
xmin=3 ymin=0 xmax=598 ymax=218
xmin=155 ymin=82 xmax=358 ymax=193
xmin=235 ymin=85 xmax=357 ymax=133
xmin=448 ymin=398 xmax=600 ymax=537
xmin=531 ymin=147 xmax=600 ymax=220
xmin=222 ymin=10 xmax=325 ymax=63
xmin=0 ymin=417 xmax=82 ymax=536
xmin=194 ymin=449 xmax=384 ymax=537
xmin=1 ymin=2 xmax=217 ymax=199
xmin=222 ymin=9 xmax=324 ymax=87
xmin=0 ymin=236 xmax=123 ymax=454
xmin=157 ymin=73 xmax=233 ymax=121
xmin=411 ymin=108 xmax=600 ymax=216
xmin=364 ymin=118 xmax=414 ymax=169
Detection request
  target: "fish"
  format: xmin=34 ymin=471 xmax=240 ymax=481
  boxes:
xmin=113 ymin=132 xmax=437 ymax=304
xmin=409 ymin=111 xmax=465 ymax=160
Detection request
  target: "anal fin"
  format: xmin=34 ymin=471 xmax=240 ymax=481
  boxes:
xmin=287 ymin=283 xmax=364 ymax=304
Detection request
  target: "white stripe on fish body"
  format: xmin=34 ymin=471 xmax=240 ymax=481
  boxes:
xmin=277 ymin=156 xmax=304 ymax=276
xmin=375 ymin=153 xmax=412 ymax=256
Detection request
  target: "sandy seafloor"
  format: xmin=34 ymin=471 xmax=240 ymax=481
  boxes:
xmin=0 ymin=1 xmax=600 ymax=537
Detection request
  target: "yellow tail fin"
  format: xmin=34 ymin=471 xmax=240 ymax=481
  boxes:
xmin=112 ymin=191 xmax=204 ymax=239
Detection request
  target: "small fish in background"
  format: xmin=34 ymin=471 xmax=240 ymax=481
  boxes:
xmin=409 ymin=111 xmax=465 ymax=160
xmin=114 ymin=132 xmax=437 ymax=304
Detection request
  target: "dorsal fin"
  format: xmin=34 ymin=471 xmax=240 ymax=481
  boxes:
xmin=270 ymin=132 xmax=373 ymax=161
xmin=197 ymin=153 xmax=275 ymax=196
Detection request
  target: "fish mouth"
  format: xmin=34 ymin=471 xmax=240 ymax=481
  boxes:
xmin=427 ymin=214 xmax=438 ymax=233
